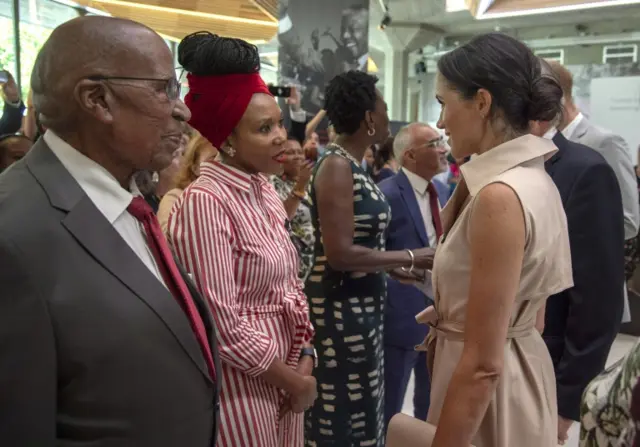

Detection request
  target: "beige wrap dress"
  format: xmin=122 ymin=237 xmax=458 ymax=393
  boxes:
xmin=419 ymin=135 xmax=574 ymax=447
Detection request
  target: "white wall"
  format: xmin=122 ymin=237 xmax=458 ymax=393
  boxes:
xmin=260 ymin=68 xmax=278 ymax=86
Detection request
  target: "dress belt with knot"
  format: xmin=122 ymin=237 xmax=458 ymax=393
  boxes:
xmin=414 ymin=305 xmax=535 ymax=377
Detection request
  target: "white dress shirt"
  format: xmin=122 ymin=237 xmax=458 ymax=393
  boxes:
xmin=402 ymin=167 xmax=438 ymax=247
xmin=44 ymin=130 xmax=165 ymax=285
xmin=543 ymin=127 xmax=558 ymax=140
xmin=561 ymin=112 xmax=584 ymax=140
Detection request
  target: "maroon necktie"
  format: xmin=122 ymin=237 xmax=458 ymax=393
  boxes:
xmin=127 ymin=196 xmax=216 ymax=382
xmin=427 ymin=182 xmax=443 ymax=240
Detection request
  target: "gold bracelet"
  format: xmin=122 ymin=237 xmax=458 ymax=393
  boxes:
xmin=400 ymin=249 xmax=415 ymax=274
xmin=291 ymin=189 xmax=305 ymax=200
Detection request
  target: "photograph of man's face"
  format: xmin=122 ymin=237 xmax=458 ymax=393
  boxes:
xmin=341 ymin=6 xmax=368 ymax=61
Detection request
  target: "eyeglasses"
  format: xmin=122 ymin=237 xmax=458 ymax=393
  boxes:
xmin=87 ymin=76 xmax=181 ymax=101
xmin=426 ymin=137 xmax=446 ymax=148
xmin=413 ymin=137 xmax=446 ymax=150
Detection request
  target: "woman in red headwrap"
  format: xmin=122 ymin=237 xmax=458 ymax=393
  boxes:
xmin=167 ymin=32 xmax=316 ymax=447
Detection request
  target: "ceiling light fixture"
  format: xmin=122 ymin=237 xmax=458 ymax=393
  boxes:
xmin=88 ymin=0 xmax=278 ymax=27
xmin=478 ymin=0 xmax=640 ymax=19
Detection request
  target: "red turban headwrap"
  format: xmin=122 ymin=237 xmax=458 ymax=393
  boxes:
xmin=184 ymin=72 xmax=272 ymax=149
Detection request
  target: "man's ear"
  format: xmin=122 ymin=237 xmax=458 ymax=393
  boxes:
xmin=75 ymin=79 xmax=113 ymax=124
xmin=404 ymin=148 xmax=415 ymax=164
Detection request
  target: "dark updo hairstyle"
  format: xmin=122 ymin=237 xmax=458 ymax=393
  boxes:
xmin=374 ymin=136 xmax=394 ymax=171
xmin=324 ymin=70 xmax=379 ymax=136
xmin=178 ymin=31 xmax=260 ymax=76
xmin=437 ymin=32 xmax=562 ymax=133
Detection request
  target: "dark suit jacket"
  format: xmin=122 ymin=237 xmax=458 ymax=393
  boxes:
xmin=379 ymin=170 xmax=447 ymax=348
xmin=0 ymin=100 xmax=25 ymax=136
xmin=544 ymin=132 xmax=625 ymax=421
xmin=0 ymin=139 xmax=221 ymax=446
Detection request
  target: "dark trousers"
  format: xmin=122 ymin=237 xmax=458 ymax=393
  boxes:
xmin=383 ymin=345 xmax=430 ymax=429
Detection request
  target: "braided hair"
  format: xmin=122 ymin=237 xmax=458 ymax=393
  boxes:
xmin=324 ymin=70 xmax=378 ymax=136
xmin=178 ymin=31 xmax=260 ymax=76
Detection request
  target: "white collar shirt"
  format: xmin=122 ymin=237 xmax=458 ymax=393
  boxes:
xmin=44 ymin=130 xmax=165 ymax=285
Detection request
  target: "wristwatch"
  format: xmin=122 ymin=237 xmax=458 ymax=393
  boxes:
xmin=300 ymin=346 xmax=318 ymax=368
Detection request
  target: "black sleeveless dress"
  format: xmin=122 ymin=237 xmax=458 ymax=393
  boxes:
xmin=304 ymin=144 xmax=391 ymax=446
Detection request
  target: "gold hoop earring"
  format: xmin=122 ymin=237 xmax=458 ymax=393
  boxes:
xmin=367 ymin=128 xmax=375 ymax=137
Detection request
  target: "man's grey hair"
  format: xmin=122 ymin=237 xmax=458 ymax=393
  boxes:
xmin=393 ymin=122 xmax=433 ymax=166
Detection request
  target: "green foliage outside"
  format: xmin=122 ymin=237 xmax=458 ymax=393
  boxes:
xmin=0 ymin=16 xmax=53 ymax=107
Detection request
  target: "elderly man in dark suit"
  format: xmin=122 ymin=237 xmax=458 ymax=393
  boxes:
xmin=530 ymin=114 xmax=625 ymax=445
xmin=0 ymin=17 xmax=220 ymax=447
xmin=378 ymin=123 xmax=448 ymax=429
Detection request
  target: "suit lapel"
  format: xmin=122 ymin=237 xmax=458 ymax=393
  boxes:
xmin=175 ymin=259 xmax=222 ymax=395
xmin=396 ymin=170 xmax=428 ymax=246
xmin=25 ymin=140 xmax=212 ymax=383
xmin=546 ymin=132 xmax=567 ymax=178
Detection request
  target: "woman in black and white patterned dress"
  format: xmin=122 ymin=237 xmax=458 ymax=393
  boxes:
xmin=304 ymin=71 xmax=434 ymax=446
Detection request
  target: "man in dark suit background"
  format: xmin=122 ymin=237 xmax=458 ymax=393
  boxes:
xmin=548 ymin=60 xmax=638 ymax=324
xmin=0 ymin=17 xmax=220 ymax=446
xmin=379 ymin=123 xmax=448 ymax=428
xmin=530 ymin=118 xmax=625 ymax=445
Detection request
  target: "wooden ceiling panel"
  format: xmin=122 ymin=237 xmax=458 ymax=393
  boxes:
xmin=140 ymin=0 xmax=269 ymax=21
xmin=74 ymin=0 xmax=278 ymax=42
xmin=86 ymin=0 xmax=270 ymax=21
xmin=250 ymin=0 xmax=279 ymax=20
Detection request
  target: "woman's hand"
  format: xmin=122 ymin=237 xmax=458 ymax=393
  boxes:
xmin=294 ymin=160 xmax=314 ymax=193
xmin=291 ymin=353 xmax=316 ymax=412
xmin=557 ymin=417 xmax=573 ymax=445
xmin=279 ymin=354 xmax=316 ymax=419
xmin=285 ymin=85 xmax=301 ymax=111
xmin=296 ymin=354 xmax=314 ymax=377
xmin=388 ymin=268 xmax=425 ymax=284
xmin=290 ymin=375 xmax=317 ymax=413
xmin=279 ymin=379 xmax=317 ymax=418
xmin=412 ymin=247 xmax=437 ymax=270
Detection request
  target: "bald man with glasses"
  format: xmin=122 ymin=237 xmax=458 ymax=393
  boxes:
xmin=0 ymin=17 xmax=220 ymax=447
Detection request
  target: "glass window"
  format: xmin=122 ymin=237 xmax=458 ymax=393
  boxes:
xmin=1 ymin=0 xmax=78 ymax=106
xmin=18 ymin=0 xmax=78 ymax=98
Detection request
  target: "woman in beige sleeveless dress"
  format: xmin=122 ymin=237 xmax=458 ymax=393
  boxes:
xmin=419 ymin=33 xmax=574 ymax=447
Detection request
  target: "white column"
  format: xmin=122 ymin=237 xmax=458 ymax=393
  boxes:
xmin=420 ymin=73 xmax=440 ymax=125
xmin=383 ymin=50 xmax=409 ymax=122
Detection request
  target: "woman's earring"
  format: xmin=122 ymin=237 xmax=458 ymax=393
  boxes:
xmin=226 ymin=146 xmax=236 ymax=157
xmin=367 ymin=128 xmax=376 ymax=137
xmin=152 ymin=172 xmax=159 ymax=183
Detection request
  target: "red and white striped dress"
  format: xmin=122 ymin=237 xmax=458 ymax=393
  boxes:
xmin=167 ymin=161 xmax=314 ymax=447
